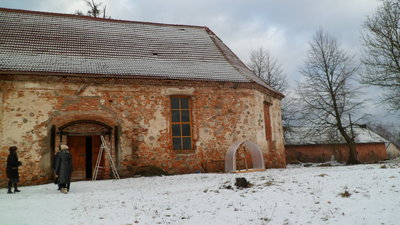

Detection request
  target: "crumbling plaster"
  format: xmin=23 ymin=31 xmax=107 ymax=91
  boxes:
xmin=0 ymin=78 xmax=285 ymax=186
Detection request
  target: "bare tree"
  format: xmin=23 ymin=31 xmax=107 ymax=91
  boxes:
xmin=298 ymin=29 xmax=362 ymax=164
xmin=281 ymin=91 xmax=303 ymax=128
xmin=248 ymin=47 xmax=288 ymax=93
xmin=361 ymin=0 xmax=400 ymax=111
xmin=75 ymin=0 xmax=110 ymax=18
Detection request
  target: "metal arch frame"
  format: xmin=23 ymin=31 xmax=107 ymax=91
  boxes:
xmin=225 ymin=140 xmax=265 ymax=173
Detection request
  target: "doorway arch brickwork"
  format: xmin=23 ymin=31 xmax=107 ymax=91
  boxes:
xmin=53 ymin=119 xmax=116 ymax=180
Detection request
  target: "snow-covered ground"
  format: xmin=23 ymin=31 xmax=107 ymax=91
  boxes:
xmin=1 ymin=161 xmax=400 ymax=225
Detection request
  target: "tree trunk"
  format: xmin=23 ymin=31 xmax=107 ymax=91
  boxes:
xmin=346 ymin=139 xmax=359 ymax=164
xmin=338 ymin=127 xmax=359 ymax=164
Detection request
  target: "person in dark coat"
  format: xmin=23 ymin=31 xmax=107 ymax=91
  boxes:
xmin=6 ymin=146 xmax=22 ymax=194
xmin=53 ymin=147 xmax=62 ymax=190
xmin=54 ymin=144 xmax=72 ymax=194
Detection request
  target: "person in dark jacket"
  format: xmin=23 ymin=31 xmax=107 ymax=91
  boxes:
xmin=54 ymin=144 xmax=72 ymax=194
xmin=6 ymin=146 xmax=22 ymax=194
xmin=53 ymin=147 xmax=62 ymax=190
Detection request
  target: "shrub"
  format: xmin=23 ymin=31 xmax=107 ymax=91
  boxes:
xmin=128 ymin=165 xmax=170 ymax=177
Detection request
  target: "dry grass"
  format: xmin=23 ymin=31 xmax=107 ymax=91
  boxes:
xmin=339 ymin=190 xmax=351 ymax=198
xmin=317 ymin=173 xmax=328 ymax=177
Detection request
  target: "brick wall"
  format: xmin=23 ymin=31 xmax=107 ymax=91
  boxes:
xmin=0 ymin=76 xmax=286 ymax=187
xmin=285 ymin=143 xmax=388 ymax=163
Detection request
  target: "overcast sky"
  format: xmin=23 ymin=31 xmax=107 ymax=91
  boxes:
xmin=2 ymin=0 xmax=399 ymax=125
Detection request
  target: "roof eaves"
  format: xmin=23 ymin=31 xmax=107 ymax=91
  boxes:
xmin=0 ymin=70 xmax=249 ymax=83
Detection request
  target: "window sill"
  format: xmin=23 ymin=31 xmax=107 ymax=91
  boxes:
xmin=173 ymin=150 xmax=195 ymax=154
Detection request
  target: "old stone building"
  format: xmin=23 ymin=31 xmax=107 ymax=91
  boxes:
xmin=0 ymin=8 xmax=285 ymax=187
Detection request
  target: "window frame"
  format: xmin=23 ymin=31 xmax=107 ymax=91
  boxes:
xmin=170 ymin=95 xmax=194 ymax=152
xmin=263 ymin=101 xmax=273 ymax=150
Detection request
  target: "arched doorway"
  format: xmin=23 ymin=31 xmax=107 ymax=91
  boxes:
xmin=58 ymin=120 xmax=112 ymax=180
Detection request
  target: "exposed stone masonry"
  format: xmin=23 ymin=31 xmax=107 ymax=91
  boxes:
xmin=0 ymin=76 xmax=285 ymax=187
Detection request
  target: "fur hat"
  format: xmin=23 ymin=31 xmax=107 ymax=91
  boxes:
xmin=60 ymin=144 xmax=69 ymax=150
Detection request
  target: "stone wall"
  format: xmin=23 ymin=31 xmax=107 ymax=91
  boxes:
xmin=0 ymin=76 xmax=286 ymax=187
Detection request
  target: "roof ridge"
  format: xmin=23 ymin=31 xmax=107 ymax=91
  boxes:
xmin=0 ymin=7 xmax=206 ymax=29
xmin=205 ymin=28 xmax=284 ymax=98
xmin=204 ymin=29 xmax=252 ymax=82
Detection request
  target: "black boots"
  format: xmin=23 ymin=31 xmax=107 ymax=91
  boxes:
xmin=14 ymin=183 xmax=21 ymax=193
xmin=7 ymin=181 xmax=13 ymax=194
xmin=7 ymin=181 xmax=20 ymax=194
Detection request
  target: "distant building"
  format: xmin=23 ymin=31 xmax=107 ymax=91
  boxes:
xmin=0 ymin=8 xmax=286 ymax=187
xmin=386 ymin=142 xmax=400 ymax=159
xmin=285 ymin=126 xmax=388 ymax=163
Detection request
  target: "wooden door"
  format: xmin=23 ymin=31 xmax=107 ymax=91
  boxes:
xmin=67 ymin=136 xmax=86 ymax=180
